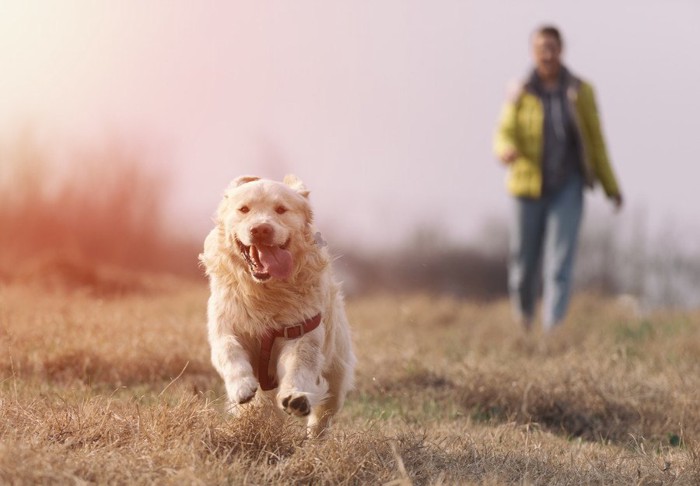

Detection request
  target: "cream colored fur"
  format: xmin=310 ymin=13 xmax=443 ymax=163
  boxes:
xmin=199 ymin=175 xmax=356 ymax=437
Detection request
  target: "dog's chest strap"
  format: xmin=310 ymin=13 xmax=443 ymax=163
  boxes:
xmin=257 ymin=313 xmax=322 ymax=391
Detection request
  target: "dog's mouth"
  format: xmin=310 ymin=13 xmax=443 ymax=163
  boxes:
xmin=236 ymin=238 xmax=293 ymax=281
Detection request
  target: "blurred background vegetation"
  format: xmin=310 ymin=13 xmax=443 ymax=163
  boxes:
xmin=1 ymin=130 xmax=698 ymax=310
xmin=0 ymin=130 xmax=200 ymax=285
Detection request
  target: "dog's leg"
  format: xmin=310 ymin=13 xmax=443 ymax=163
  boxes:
xmin=207 ymin=289 xmax=259 ymax=408
xmin=276 ymin=329 xmax=327 ymax=419
xmin=307 ymin=354 xmax=354 ymax=438
xmin=209 ymin=320 xmax=259 ymax=408
xmin=307 ymin=391 xmax=338 ymax=438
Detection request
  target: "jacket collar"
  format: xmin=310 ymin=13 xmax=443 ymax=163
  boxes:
xmin=524 ymin=65 xmax=581 ymax=97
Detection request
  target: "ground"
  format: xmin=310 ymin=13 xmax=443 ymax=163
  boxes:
xmin=1 ymin=275 xmax=699 ymax=485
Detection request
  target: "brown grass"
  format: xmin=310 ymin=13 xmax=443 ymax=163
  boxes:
xmin=1 ymin=280 xmax=700 ymax=484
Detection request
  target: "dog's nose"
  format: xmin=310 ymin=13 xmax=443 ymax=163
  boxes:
xmin=250 ymin=223 xmax=274 ymax=243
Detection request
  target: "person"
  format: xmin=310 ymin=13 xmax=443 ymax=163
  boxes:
xmin=493 ymin=25 xmax=623 ymax=332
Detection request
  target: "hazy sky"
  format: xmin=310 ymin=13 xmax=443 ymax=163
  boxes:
xmin=1 ymin=1 xmax=699 ymax=249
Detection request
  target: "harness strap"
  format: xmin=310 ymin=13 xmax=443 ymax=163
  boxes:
xmin=257 ymin=313 xmax=322 ymax=391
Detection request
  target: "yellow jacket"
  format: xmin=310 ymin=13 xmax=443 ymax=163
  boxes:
xmin=494 ymin=73 xmax=621 ymax=199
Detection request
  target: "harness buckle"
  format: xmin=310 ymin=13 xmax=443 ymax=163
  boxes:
xmin=283 ymin=324 xmax=303 ymax=339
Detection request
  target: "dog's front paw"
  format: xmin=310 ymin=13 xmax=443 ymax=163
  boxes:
xmin=280 ymin=392 xmax=311 ymax=417
xmin=226 ymin=375 xmax=259 ymax=405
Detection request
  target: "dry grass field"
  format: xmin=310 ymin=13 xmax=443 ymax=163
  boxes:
xmin=1 ymin=140 xmax=699 ymax=483
xmin=1 ymin=270 xmax=700 ymax=485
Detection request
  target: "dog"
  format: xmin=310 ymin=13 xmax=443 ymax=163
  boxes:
xmin=199 ymin=175 xmax=356 ymax=437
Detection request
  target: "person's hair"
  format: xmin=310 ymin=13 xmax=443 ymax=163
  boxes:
xmin=533 ymin=25 xmax=563 ymax=48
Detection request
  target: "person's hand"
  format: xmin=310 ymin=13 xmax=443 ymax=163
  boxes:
xmin=610 ymin=193 xmax=623 ymax=211
xmin=500 ymin=147 xmax=519 ymax=165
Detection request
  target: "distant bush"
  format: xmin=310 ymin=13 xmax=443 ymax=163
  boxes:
xmin=334 ymin=213 xmax=700 ymax=310
xmin=333 ymin=226 xmax=507 ymax=300
xmin=576 ymin=212 xmax=700 ymax=310
xmin=0 ymin=130 xmax=201 ymax=281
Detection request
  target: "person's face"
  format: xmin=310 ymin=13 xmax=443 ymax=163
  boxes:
xmin=532 ymin=33 xmax=562 ymax=81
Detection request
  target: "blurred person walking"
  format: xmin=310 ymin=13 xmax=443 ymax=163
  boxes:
xmin=493 ymin=25 xmax=623 ymax=332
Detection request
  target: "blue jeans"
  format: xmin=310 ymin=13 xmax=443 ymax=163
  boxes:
xmin=508 ymin=174 xmax=584 ymax=330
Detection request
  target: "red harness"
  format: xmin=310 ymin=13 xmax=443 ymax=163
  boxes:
xmin=257 ymin=313 xmax=322 ymax=391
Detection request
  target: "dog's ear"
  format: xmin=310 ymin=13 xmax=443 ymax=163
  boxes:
xmin=283 ymin=174 xmax=310 ymax=198
xmin=224 ymin=176 xmax=260 ymax=200
xmin=231 ymin=175 xmax=260 ymax=188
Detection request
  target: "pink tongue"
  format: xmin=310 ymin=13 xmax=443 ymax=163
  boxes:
xmin=258 ymin=245 xmax=293 ymax=279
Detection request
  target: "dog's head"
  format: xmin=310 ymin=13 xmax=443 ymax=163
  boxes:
xmin=212 ymin=175 xmax=314 ymax=282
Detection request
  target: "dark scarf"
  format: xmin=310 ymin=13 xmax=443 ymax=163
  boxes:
xmin=526 ymin=66 xmax=583 ymax=194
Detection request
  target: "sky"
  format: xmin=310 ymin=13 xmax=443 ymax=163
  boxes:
xmin=1 ymin=1 xmax=699 ymax=250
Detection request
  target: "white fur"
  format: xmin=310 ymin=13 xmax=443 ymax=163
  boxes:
xmin=200 ymin=175 xmax=356 ymax=437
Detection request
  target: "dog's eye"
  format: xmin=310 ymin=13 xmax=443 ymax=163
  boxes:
xmin=239 ymin=206 xmax=250 ymax=214
xmin=275 ymin=206 xmax=288 ymax=215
